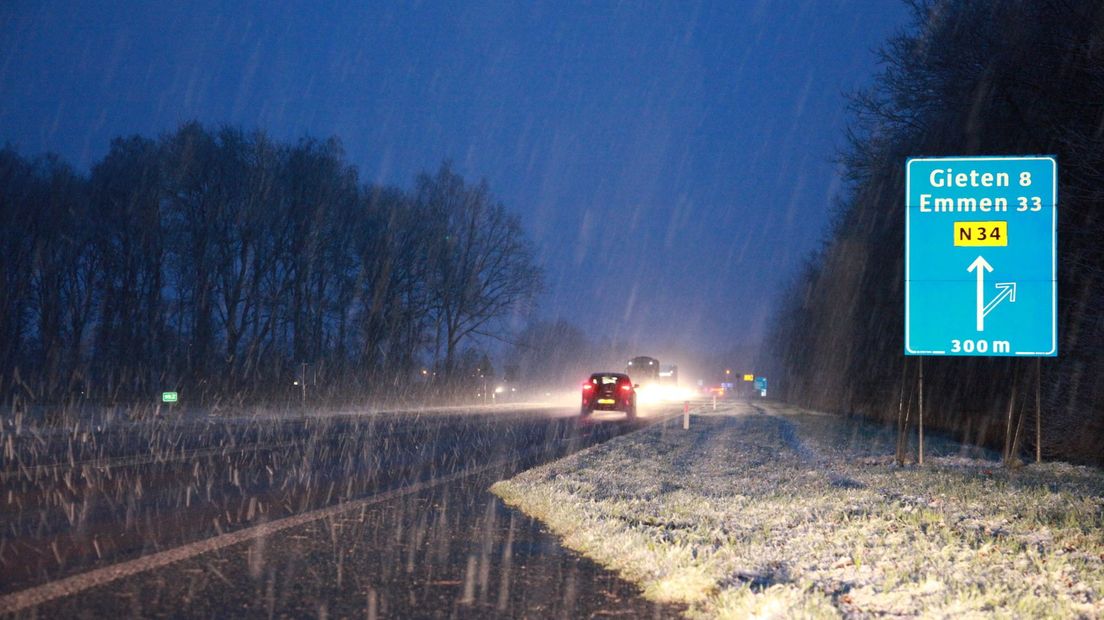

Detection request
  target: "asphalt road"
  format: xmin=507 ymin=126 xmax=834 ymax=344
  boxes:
xmin=1 ymin=403 xmax=689 ymax=617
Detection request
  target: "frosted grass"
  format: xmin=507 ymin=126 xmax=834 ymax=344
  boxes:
xmin=492 ymin=403 xmax=1104 ymax=618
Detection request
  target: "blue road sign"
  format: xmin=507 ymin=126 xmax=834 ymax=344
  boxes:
xmin=906 ymin=156 xmax=1056 ymax=356
xmin=754 ymin=377 xmax=767 ymax=391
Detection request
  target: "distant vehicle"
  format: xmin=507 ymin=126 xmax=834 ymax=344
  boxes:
xmin=581 ymin=373 xmax=637 ymax=419
xmin=626 ymin=356 xmax=660 ymax=386
xmin=659 ymin=364 xmax=679 ymax=386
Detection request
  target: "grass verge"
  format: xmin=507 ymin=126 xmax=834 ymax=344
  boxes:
xmin=491 ymin=402 xmax=1104 ymax=618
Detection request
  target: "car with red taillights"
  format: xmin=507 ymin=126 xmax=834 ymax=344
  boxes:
xmin=581 ymin=372 xmax=637 ymax=419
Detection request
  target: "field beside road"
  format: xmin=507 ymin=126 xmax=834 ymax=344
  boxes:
xmin=492 ymin=402 xmax=1104 ymax=618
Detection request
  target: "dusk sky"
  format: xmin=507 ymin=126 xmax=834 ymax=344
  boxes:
xmin=0 ymin=0 xmax=909 ymax=360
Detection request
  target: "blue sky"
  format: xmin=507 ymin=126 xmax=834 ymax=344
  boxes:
xmin=0 ymin=0 xmax=909 ymax=361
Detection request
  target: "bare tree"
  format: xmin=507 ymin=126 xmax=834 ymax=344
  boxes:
xmin=89 ymin=136 xmax=167 ymax=399
xmin=415 ymin=163 xmax=542 ymax=380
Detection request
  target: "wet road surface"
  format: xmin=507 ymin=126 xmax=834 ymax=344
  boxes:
xmin=1 ymin=405 xmax=686 ymax=617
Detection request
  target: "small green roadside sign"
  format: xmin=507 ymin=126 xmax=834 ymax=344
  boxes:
xmin=162 ymin=391 xmax=178 ymax=403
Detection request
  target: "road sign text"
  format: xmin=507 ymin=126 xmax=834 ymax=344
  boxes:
xmin=954 ymin=221 xmax=1007 ymax=246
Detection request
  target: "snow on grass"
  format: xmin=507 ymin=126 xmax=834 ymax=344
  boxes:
xmin=491 ymin=402 xmax=1104 ymax=618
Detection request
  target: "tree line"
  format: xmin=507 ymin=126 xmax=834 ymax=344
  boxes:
xmin=763 ymin=0 xmax=1104 ymax=464
xmin=0 ymin=122 xmax=541 ymax=407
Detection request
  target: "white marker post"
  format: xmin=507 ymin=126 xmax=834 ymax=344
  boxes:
xmin=683 ymin=401 xmax=690 ymax=429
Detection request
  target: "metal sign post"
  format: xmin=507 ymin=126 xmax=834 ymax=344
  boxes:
xmin=918 ymin=357 xmax=924 ymax=466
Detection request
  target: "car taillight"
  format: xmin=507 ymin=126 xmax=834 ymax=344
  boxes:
xmin=583 ymin=383 xmax=593 ymax=390
xmin=620 ymin=384 xmax=632 ymax=391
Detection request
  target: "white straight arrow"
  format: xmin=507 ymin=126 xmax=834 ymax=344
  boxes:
xmin=967 ymin=256 xmax=993 ymax=331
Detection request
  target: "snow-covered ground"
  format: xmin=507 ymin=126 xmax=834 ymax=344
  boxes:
xmin=491 ymin=402 xmax=1104 ymax=618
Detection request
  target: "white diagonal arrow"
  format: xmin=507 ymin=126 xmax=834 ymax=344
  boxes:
xmin=983 ymin=282 xmax=1016 ymax=318
xmin=967 ymin=256 xmax=993 ymax=331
